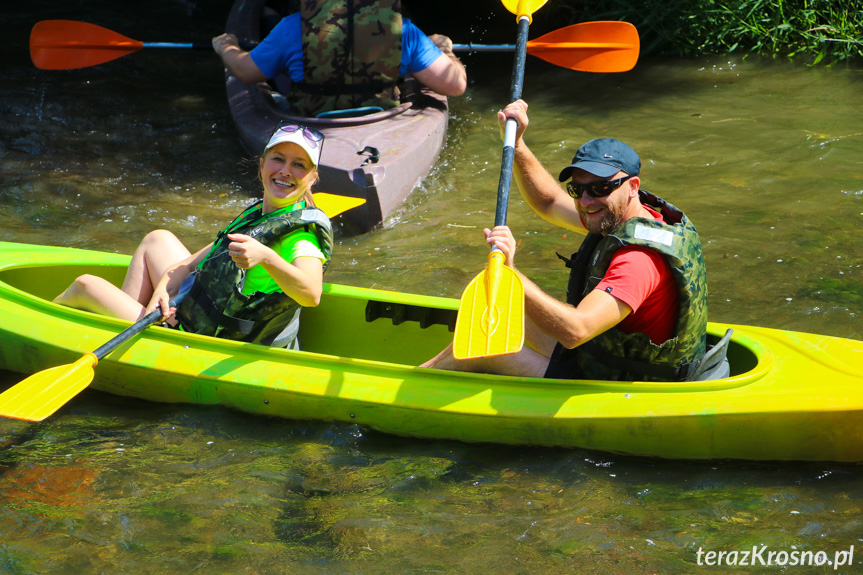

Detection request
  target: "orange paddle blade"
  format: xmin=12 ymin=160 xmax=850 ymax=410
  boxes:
xmin=0 ymin=353 xmax=97 ymax=422
xmin=30 ymin=20 xmax=143 ymax=70
xmin=528 ymin=21 xmax=640 ymax=72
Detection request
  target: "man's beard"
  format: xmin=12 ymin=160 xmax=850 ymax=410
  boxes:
xmin=580 ymin=194 xmax=628 ymax=235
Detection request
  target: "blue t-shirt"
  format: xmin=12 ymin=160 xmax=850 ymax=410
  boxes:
xmin=250 ymin=14 xmax=442 ymax=81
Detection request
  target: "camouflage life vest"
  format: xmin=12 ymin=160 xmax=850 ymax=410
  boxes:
xmin=546 ymin=191 xmax=708 ymax=382
xmin=175 ymin=201 xmax=333 ymax=347
xmin=288 ymin=0 xmax=403 ymax=117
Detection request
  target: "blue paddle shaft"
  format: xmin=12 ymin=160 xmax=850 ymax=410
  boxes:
xmin=141 ymin=42 xmax=256 ymax=50
xmin=494 ymin=16 xmax=530 ymax=228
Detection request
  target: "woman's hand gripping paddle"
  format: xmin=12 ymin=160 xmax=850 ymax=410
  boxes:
xmin=451 ymin=0 xmax=551 ymax=360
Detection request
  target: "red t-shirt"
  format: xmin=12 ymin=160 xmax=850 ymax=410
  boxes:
xmin=594 ymin=209 xmax=679 ymax=344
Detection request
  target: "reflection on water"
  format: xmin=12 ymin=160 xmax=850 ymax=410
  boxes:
xmin=2 ymin=0 xmax=862 ymax=573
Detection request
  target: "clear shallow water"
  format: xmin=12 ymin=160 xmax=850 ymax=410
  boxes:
xmin=2 ymin=381 xmax=862 ymax=573
xmin=2 ymin=1 xmax=862 ymax=573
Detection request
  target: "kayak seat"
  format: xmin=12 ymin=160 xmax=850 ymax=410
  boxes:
xmin=316 ymin=106 xmax=384 ymax=119
xmin=365 ymin=300 xmax=457 ymax=331
xmin=271 ymin=308 xmax=302 ymax=350
xmin=688 ymin=329 xmax=734 ymax=381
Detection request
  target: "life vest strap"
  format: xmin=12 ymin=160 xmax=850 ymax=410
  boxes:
xmin=187 ymin=281 xmax=256 ymax=335
xmin=577 ymin=328 xmax=733 ymax=382
xmin=578 ymin=339 xmax=689 ymax=381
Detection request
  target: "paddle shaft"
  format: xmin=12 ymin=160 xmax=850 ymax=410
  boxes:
xmin=91 ymin=298 xmax=179 ymax=360
xmin=454 ymin=43 xmax=517 ymax=52
xmin=138 ymin=41 xmax=256 ymax=51
xmin=93 ymin=270 xmax=193 ymax=361
xmin=494 ymin=16 xmax=530 ymax=228
xmin=142 ymin=42 xmax=216 ymax=50
xmin=450 ymin=5 xmax=533 ymax=360
xmin=453 ymin=41 xmax=632 ymax=52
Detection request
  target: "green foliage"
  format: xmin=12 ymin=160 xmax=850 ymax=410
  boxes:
xmin=560 ymin=0 xmax=863 ymax=65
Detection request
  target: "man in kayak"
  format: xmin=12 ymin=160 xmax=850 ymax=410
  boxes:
xmin=212 ymin=0 xmax=466 ymax=117
xmin=423 ymin=99 xmax=709 ymax=382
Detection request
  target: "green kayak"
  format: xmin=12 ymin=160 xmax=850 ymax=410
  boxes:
xmin=0 ymin=241 xmax=861 ymax=462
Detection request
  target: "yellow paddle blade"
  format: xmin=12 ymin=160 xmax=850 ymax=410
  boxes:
xmin=312 ymin=193 xmax=366 ymax=219
xmin=453 ymin=252 xmax=525 ymax=359
xmin=0 ymin=353 xmax=97 ymax=422
xmin=501 ymin=0 xmax=549 ymax=22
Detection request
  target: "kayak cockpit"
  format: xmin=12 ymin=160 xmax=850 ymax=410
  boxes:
xmin=0 ymin=260 xmax=762 ymax=385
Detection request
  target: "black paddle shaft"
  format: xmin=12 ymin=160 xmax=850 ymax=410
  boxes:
xmin=92 ymin=294 xmax=186 ymax=360
xmin=493 ymin=16 xmax=531 ymax=228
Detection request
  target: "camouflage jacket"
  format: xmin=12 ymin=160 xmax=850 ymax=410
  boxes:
xmin=175 ymin=201 xmax=333 ymax=347
xmin=288 ymin=0 xmax=403 ymax=117
xmin=546 ymin=190 xmax=708 ymax=381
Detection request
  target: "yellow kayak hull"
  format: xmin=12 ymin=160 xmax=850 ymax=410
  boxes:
xmin=0 ymin=241 xmax=861 ymax=461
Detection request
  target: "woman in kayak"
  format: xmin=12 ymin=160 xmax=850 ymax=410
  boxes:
xmin=54 ymin=122 xmax=333 ymax=348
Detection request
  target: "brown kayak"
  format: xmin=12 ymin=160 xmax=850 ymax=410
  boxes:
xmin=223 ymin=0 xmax=449 ymax=234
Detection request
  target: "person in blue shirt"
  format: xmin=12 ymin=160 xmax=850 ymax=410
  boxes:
xmin=213 ymin=3 xmax=466 ymax=106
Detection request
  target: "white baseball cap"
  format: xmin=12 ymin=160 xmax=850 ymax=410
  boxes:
xmin=264 ymin=123 xmax=325 ymax=167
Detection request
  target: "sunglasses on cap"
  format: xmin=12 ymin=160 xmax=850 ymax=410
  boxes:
xmin=565 ymin=175 xmax=634 ymax=200
xmin=274 ymin=122 xmax=324 ymax=149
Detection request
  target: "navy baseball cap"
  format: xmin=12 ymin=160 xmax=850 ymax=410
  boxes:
xmin=558 ymin=138 xmax=641 ymax=181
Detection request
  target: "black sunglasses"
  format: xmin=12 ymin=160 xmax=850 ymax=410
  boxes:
xmin=566 ymin=175 xmax=634 ymax=199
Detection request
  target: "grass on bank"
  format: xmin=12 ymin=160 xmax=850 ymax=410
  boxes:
xmin=562 ymin=0 xmax=863 ymax=65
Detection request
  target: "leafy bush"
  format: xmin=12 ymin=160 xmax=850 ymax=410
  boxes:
xmin=560 ymin=0 xmax=863 ymax=64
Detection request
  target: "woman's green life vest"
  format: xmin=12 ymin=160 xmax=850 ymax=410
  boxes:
xmin=288 ymin=0 xmax=403 ymax=117
xmin=174 ymin=200 xmax=334 ymax=347
xmin=545 ymin=190 xmax=708 ymax=382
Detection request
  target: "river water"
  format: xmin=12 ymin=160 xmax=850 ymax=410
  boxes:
xmin=2 ymin=0 xmax=862 ymax=573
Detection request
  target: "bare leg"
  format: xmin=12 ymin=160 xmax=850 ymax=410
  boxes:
xmin=420 ymin=341 xmax=551 ymax=377
xmin=121 ymin=230 xmax=192 ymax=304
xmin=523 ymin=316 xmax=558 ymax=357
xmin=54 ymin=230 xmax=191 ymax=321
xmin=53 ymin=274 xmax=147 ymax=321
xmin=420 ymin=317 xmax=558 ymax=377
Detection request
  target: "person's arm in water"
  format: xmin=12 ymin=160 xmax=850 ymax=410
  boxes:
xmin=212 ymin=33 xmax=268 ymax=84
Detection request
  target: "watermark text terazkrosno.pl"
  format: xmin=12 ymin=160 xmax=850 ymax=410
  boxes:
xmin=695 ymin=545 xmax=855 ymax=569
